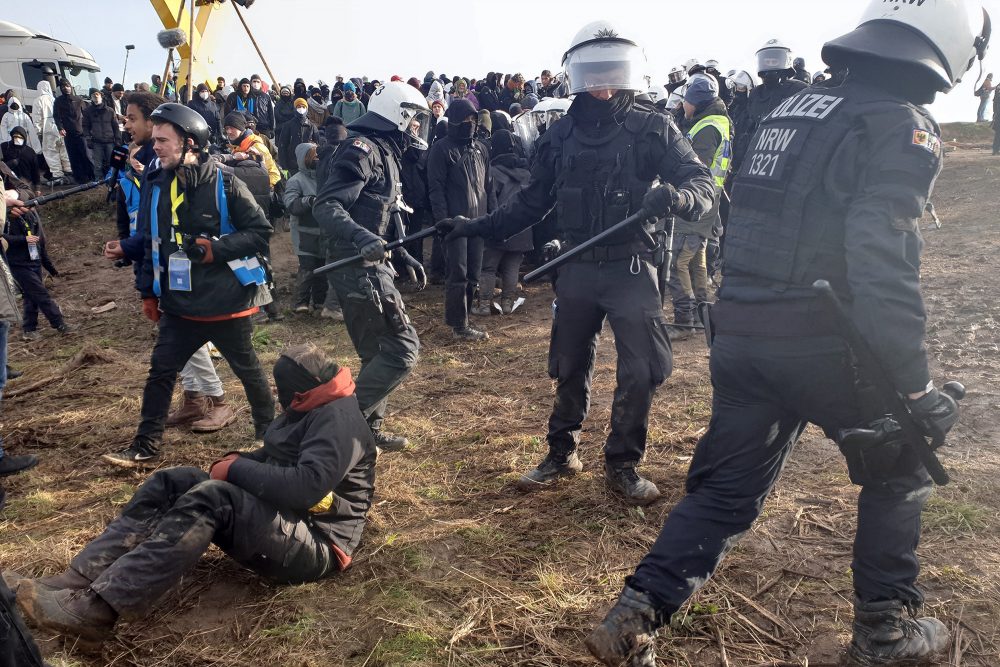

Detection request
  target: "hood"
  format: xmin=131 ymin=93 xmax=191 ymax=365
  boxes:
xmin=689 ymin=98 xmax=729 ymax=126
xmin=428 ymin=80 xmax=445 ymax=101
xmin=8 ymin=125 xmax=28 ymax=141
xmin=5 ymin=96 xmax=23 ymax=111
xmin=36 ymin=81 xmax=53 ymax=98
xmin=294 ymin=142 xmax=316 ymax=173
xmin=491 ymin=153 xmax=529 ymax=171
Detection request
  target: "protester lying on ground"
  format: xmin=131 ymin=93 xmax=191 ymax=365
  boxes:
xmin=11 ymin=343 xmax=376 ymax=647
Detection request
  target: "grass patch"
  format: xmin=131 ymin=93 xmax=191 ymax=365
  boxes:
xmin=109 ymin=482 xmax=136 ymax=505
xmin=416 ymin=485 xmax=449 ymax=501
xmin=5 ymin=490 xmax=58 ymax=521
xmin=372 ymin=630 xmax=441 ymax=664
xmin=251 ymin=327 xmax=275 ymax=349
xmin=456 ymin=523 xmax=504 ymax=548
xmin=923 ymin=495 xmax=989 ymax=533
xmin=259 ymin=615 xmax=318 ymax=640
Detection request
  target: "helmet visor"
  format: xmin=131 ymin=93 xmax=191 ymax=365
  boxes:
xmin=564 ymin=41 xmax=648 ymax=94
xmin=757 ymin=47 xmax=792 ymax=73
xmin=401 ymin=104 xmax=432 ymax=150
xmin=668 ymin=70 xmax=685 ymax=84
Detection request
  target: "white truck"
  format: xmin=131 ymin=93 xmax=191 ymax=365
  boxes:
xmin=0 ymin=20 xmax=101 ymax=112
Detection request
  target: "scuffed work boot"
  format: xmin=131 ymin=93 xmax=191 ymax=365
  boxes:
xmin=17 ymin=581 xmax=117 ymax=646
xmin=605 ymin=463 xmax=661 ymax=506
xmin=372 ymin=430 xmax=408 ymax=453
xmin=190 ymin=396 xmax=237 ymax=433
xmin=585 ymin=584 xmax=660 ymax=666
xmin=666 ymin=321 xmax=694 ymax=341
xmin=4 ymin=567 xmax=91 ymax=594
xmin=165 ymin=391 xmax=211 ymax=427
xmin=516 ymin=451 xmax=583 ymax=491
xmin=847 ymin=598 xmax=950 ymax=666
xmin=500 ymin=297 xmax=516 ymax=315
xmin=470 ymin=298 xmax=492 ymax=316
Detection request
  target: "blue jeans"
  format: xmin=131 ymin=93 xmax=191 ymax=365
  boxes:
xmin=0 ymin=320 xmax=9 ymax=458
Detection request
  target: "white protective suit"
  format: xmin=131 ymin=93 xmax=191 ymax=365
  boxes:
xmin=30 ymin=81 xmax=71 ymax=179
xmin=0 ymin=98 xmax=41 ymax=152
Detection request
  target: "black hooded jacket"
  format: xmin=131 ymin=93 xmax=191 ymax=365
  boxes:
xmin=427 ymin=124 xmax=496 ymax=222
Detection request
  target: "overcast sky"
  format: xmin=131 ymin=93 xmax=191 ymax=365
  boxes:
xmin=6 ymin=0 xmax=999 ymax=122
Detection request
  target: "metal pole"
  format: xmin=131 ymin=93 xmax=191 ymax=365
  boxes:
xmin=186 ymin=0 xmax=195 ymax=103
xmin=231 ymin=3 xmax=279 ymax=88
xmin=121 ymin=48 xmax=130 ymax=85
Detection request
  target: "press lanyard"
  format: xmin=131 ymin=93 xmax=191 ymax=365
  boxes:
xmin=169 ymin=176 xmax=185 ymax=246
xmin=151 ymin=175 xmax=186 ymax=296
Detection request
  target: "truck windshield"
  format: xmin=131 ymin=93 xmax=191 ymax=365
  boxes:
xmin=60 ymin=64 xmax=100 ymax=96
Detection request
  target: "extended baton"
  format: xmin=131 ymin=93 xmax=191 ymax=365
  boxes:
xmin=312 ymin=226 xmax=438 ymax=276
xmin=524 ymin=210 xmax=649 ymax=283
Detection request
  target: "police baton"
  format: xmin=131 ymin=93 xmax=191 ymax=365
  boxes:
xmin=812 ymin=280 xmax=964 ymax=486
xmin=524 ymin=209 xmax=649 ymax=283
xmin=312 ymin=226 xmax=438 ymax=276
xmin=23 ymin=144 xmax=128 ymax=208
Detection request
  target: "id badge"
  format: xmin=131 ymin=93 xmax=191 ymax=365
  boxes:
xmin=168 ymin=251 xmax=193 ymax=292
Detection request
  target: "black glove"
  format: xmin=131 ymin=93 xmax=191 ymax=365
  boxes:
xmin=435 ymin=216 xmax=477 ymax=241
xmin=641 ymin=184 xmax=679 ymax=218
xmin=358 ymin=237 xmax=387 ymax=263
xmin=908 ymin=387 xmax=960 ymax=437
xmin=397 ymin=247 xmax=427 ymax=291
xmin=302 ymin=195 xmax=316 ymax=209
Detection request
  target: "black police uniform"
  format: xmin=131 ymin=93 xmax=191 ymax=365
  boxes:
xmin=733 ymin=77 xmax=807 ymax=172
xmin=313 ymin=133 xmax=420 ymax=431
xmin=471 ymin=100 xmax=715 ymax=466
xmin=629 ymin=78 xmax=943 ymax=614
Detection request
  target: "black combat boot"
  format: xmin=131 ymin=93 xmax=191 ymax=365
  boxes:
xmin=605 ymin=462 xmax=661 ymax=505
xmin=847 ymin=598 xmax=950 ymax=666
xmin=515 ymin=451 xmax=582 ymax=491
xmin=17 ymin=581 xmax=117 ymax=645
xmin=585 ymin=584 xmax=660 ymax=666
xmin=372 ymin=429 xmax=408 ymax=452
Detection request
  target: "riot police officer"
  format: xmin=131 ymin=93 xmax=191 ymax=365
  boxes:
xmin=437 ymin=21 xmax=714 ymax=505
xmin=312 ymin=82 xmax=432 ymax=451
xmin=585 ymin=1 xmax=988 ymax=665
xmin=733 ymin=39 xmax=807 ymax=172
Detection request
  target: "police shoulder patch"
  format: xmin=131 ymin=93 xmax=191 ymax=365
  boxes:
xmin=351 ymin=139 xmax=372 ymax=155
xmin=911 ymin=128 xmax=941 ymax=157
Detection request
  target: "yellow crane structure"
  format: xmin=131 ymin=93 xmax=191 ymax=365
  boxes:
xmin=148 ymin=0 xmax=277 ymax=100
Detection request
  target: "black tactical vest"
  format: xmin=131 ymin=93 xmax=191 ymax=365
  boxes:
xmin=726 ymin=83 xmax=887 ymax=289
xmin=348 ymin=135 xmax=401 ymax=237
xmin=549 ymin=110 xmax=663 ymax=246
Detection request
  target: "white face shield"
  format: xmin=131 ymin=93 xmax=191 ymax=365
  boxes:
xmin=757 ymin=47 xmax=792 ymax=73
xmin=401 ymin=103 xmax=433 ymax=150
xmin=563 ymin=41 xmax=649 ymax=94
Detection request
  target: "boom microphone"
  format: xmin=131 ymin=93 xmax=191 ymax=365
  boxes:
xmin=156 ymin=28 xmax=188 ymax=49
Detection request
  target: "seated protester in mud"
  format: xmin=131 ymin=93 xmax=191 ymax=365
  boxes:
xmin=12 ymin=343 xmax=377 ymax=647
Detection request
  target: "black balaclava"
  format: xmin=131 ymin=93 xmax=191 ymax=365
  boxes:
xmin=273 ymin=353 xmax=338 ymax=410
xmin=761 ymin=72 xmax=784 ymax=88
xmin=568 ymin=90 xmax=634 ymax=127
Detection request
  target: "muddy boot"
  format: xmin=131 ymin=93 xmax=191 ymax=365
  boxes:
xmin=585 ymin=584 xmax=660 ymax=666
xmin=470 ymin=298 xmax=493 ymax=316
xmin=165 ymin=391 xmax=211 ymax=427
xmin=847 ymin=598 xmax=950 ymax=666
xmin=605 ymin=462 xmax=661 ymax=506
xmin=372 ymin=429 xmax=408 ymax=452
xmin=666 ymin=321 xmax=694 ymax=341
xmin=190 ymin=396 xmax=237 ymax=433
xmin=17 ymin=581 xmax=117 ymax=646
xmin=4 ymin=568 xmax=91 ymax=595
xmin=500 ymin=297 xmax=515 ymax=315
xmin=453 ymin=326 xmax=489 ymax=342
xmin=516 ymin=451 xmax=583 ymax=491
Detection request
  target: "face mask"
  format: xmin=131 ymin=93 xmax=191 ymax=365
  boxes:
xmin=62 ymin=88 xmax=72 ymax=95
xmin=92 ymin=98 xmax=102 ymax=106
xmin=13 ymin=138 xmax=24 ymax=146
xmin=281 ymin=93 xmax=291 ymax=99
xmin=296 ymin=107 xmax=307 ymax=115
xmin=9 ymin=103 xmax=18 ymax=111
xmin=345 ymin=92 xmax=356 ymax=101
xmin=252 ymin=82 xmax=262 ymax=91
xmin=199 ymin=91 xmax=210 ymax=101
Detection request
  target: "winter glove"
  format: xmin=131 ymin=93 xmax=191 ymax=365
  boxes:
xmin=184 ymin=237 xmax=215 ymax=263
xmin=397 ymin=247 xmax=427 ymax=291
xmin=209 ymin=453 xmax=240 ymax=481
xmin=641 ymin=184 xmax=680 ymax=219
xmin=907 ymin=386 xmax=960 ymax=437
xmin=142 ymin=297 xmax=160 ymax=323
xmin=542 ymin=239 xmax=562 ymax=263
xmin=356 ymin=234 xmax=387 ymax=263
xmin=301 ymin=195 xmax=316 ymax=209
xmin=435 ymin=216 xmax=477 ymax=241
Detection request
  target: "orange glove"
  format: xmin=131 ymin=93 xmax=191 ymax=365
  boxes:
xmin=193 ymin=238 xmax=214 ymax=263
xmin=142 ymin=297 xmax=160 ymax=323
xmin=209 ymin=453 xmax=240 ymax=481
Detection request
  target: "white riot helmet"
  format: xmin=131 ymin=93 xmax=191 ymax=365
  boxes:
xmin=756 ymin=39 xmax=794 ymax=74
xmin=822 ymin=0 xmax=991 ymax=92
xmin=544 ymin=97 xmax=571 ymax=127
xmin=728 ymin=70 xmax=756 ymax=92
xmin=562 ymin=20 xmax=648 ymax=95
xmin=667 ymin=66 xmax=686 ymax=85
xmin=684 ymin=58 xmax=701 ymax=74
xmin=705 ymin=59 xmax=720 ymax=72
xmin=353 ymin=81 xmax=433 ymax=149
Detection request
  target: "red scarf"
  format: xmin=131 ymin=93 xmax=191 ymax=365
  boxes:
xmin=289 ymin=367 xmax=355 ymax=412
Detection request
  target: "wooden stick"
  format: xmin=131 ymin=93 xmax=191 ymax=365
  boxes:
xmin=231 ymin=3 xmax=279 ymax=88
xmin=160 ymin=48 xmax=174 ymax=99
xmin=186 ymin=0 xmax=195 ymax=102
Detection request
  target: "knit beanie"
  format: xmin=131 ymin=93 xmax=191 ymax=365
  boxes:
xmin=294 ymin=97 xmax=309 ymax=109
xmin=223 ymin=111 xmax=248 ymax=131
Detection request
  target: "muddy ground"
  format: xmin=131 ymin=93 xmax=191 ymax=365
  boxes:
xmin=0 ymin=146 xmax=997 ymax=667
